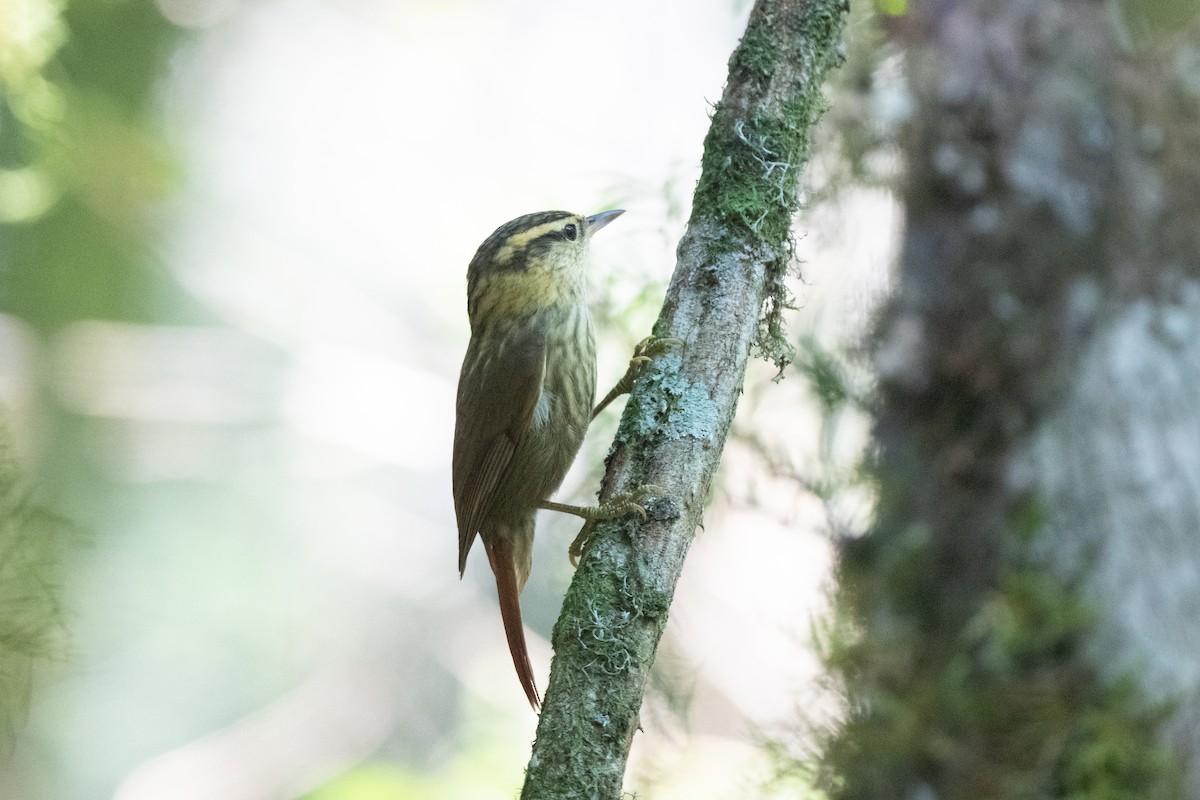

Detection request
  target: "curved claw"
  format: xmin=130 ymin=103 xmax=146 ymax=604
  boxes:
xmin=626 ymin=336 xmax=683 ymax=373
xmin=564 ymin=483 xmax=668 ymax=566
xmin=568 ymin=520 xmax=595 ymax=567
xmin=633 ymin=336 xmax=684 ymax=361
xmin=610 ymin=483 xmax=666 ymax=520
xmin=592 ymin=338 xmax=684 ymax=421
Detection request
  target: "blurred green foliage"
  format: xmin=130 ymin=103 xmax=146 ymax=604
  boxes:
xmin=1 ymin=0 xmax=186 ymax=332
xmin=875 ymin=0 xmax=907 ymax=15
xmin=306 ymin=764 xmax=425 ymax=800
xmin=0 ymin=410 xmax=73 ymax=755
xmin=1110 ymin=0 xmax=1200 ymax=50
xmin=0 ymin=0 xmax=188 ymax=764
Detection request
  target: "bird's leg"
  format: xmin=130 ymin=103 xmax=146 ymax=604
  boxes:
xmin=538 ymin=484 xmax=666 ymax=566
xmin=591 ymin=336 xmax=684 ymax=419
xmin=552 ymin=338 xmax=678 ymax=564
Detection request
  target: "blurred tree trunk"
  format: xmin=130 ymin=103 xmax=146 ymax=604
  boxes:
xmin=826 ymin=0 xmax=1200 ymax=798
xmin=519 ymin=0 xmax=850 ymax=797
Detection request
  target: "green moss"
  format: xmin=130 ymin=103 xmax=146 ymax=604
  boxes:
xmin=576 ymin=596 xmax=635 ymax=676
xmin=526 ymin=530 xmax=668 ymax=797
xmin=693 ymin=108 xmax=809 ymax=247
xmin=689 ymin=0 xmax=849 ymax=374
xmin=731 ymin=22 xmax=782 ymax=78
xmin=821 ymin=496 xmax=1187 ymax=800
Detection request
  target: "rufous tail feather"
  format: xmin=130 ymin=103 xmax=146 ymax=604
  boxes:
xmin=483 ymin=534 xmax=540 ymax=710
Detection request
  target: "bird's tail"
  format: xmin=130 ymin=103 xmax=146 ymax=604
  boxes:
xmin=482 ymin=526 xmax=540 ymax=710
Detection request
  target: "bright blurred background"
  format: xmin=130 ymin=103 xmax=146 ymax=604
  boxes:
xmin=0 ymin=1 xmax=894 ymax=797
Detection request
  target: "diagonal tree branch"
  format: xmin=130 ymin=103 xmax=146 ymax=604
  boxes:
xmin=521 ymin=1 xmax=850 ymax=796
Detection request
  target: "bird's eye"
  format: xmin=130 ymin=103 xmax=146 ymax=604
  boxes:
xmin=562 ymin=223 xmax=577 ymax=241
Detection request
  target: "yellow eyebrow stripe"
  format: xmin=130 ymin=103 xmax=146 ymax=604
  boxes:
xmin=495 ymin=219 xmax=572 ymax=265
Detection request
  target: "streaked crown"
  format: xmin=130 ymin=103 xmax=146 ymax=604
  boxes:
xmin=465 ymin=209 xmax=623 ymax=325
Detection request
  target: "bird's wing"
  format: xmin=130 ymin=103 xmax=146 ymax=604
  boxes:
xmin=453 ymin=327 xmax=546 ymax=574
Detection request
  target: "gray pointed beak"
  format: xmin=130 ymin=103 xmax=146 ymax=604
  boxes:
xmin=585 ymin=209 xmax=625 ymax=236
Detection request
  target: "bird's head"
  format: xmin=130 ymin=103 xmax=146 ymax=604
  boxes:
xmin=466 ymin=209 xmax=623 ymax=326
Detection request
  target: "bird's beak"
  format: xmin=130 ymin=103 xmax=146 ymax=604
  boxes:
xmin=585 ymin=209 xmax=625 ymax=236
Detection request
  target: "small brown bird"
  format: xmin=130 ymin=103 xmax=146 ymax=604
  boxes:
xmin=453 ymin=209 xmax=664 ymax=709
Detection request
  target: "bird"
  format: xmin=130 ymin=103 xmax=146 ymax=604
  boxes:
xmin=453 ymin=209 xmax=668 ymax=709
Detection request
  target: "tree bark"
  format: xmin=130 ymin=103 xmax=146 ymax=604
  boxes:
xmin=519 ymin=1 xmax=850 ymax=797
xmin=827 ymin=0 xmax=1200 ymax=797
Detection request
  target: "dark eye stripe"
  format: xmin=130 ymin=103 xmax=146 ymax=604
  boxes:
xmin=531 ymin=227 xmax=573 ymax=248
xmin=467 ymin=210 xmax=578 ymax=286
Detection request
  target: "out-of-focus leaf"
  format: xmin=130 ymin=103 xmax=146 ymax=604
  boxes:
xmin=0 ymin=407 xmax=73 ymax=755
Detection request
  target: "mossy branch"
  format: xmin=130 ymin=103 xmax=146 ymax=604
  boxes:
xmin=519 ymin=1 xmax=850 ymax=797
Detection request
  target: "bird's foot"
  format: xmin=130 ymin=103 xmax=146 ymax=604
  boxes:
xmin=592 ymin=336 xmax=683 ymax=419
xmin=543 ymin=484 xmax=666 ymax=566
